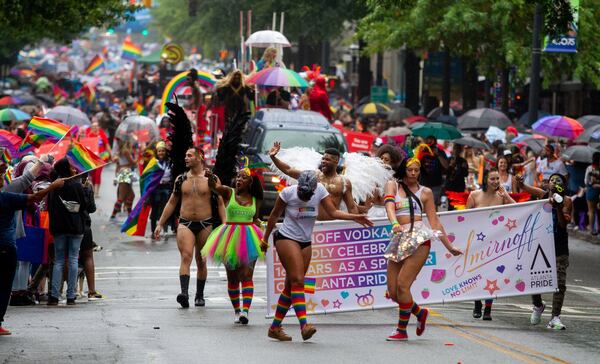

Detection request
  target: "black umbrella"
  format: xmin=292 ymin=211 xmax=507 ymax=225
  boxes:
xmin=435 ymin=114 xmax=458 ymax=126
xmin=520 ymin=137 xmax=545 ymax=154
xmin=34 ymin=94 xmax=55 ymax=106
xmin=427 ymin=106 xmax=454 ymax=119
xmin=453 ymin=136 xmax=490 ymax=150
xmin=561 ymin=145 xmax=597 ymax=163
xmin=387 ymin=106 xmax=413 ymax=124
xmin=578 ymin=115 xmax=600 ymax=130
xmin=518 ymin=110 xmax=550 ymax=126
xmin=576 ymin=124 xmax=600 ymax=143
xmin=458 ymin=108 xmax=511 ymax=131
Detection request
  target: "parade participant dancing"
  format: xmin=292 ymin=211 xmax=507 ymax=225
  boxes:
xmin=466 ymin=168 xmax=515 ymax=320
xmin=110 ymin=139 xmax=136 ymax=219
xmin=154 ymin=147 xmax=225 ymax=308
xmin=263 ymin=170 xmax=372 ymax=341
xmin=269 ymin=142 xmax=359 ymax=220
xmin=384 ymin=149 xmax=462 ymax=341
xmin=202 ymin=169 xmax=264 ymax=324
xmin=517 ymin=173 xmax=572 ymax=330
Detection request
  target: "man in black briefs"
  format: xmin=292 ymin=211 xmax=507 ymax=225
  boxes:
xmin=154 ymin=148 xmax=225 ymax=308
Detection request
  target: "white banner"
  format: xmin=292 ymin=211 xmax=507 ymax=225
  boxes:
xmin=266 ymin=200 xmax=557 ymax=316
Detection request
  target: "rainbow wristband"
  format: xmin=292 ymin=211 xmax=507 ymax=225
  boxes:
xmin=384 ymin=195 xmax=396 ymax=205
xmin=391 ymin=221 xmax=400 ymax=228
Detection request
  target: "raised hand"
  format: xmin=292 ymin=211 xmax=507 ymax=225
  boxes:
xmin=268 ymin=142 xmax=281 ymax=158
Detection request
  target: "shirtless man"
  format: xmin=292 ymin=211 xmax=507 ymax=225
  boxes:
xmin=269 ymin=142 xmax=358 ymax=220
xmin=154 ymin=147 xmax=225 ymax=308
xmin=466 ymin=167 xmax=515 ymax=320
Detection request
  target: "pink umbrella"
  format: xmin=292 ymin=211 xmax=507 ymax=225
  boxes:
xmin=532 ymin=115 xmax=584 ymax=139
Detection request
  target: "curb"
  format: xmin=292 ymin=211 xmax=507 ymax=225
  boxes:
xmin=568 ymin=230 xmax=600 ymax=245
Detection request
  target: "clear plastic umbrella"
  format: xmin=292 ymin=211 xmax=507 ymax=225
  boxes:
xmin=245 ymin=30 xmax=291 ymax=47
xmin=115 ymin=115 xmax=160 ymax=145
xmin=45 ymin=106 xmax=90 ymax=126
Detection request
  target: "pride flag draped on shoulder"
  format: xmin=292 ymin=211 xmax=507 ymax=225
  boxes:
xmin=66 ymin=141 xmax=107 ymax=173
xmin=121 ymin=157 xmax=165 ymax=236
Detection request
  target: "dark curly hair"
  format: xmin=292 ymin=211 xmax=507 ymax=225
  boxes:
xmin=481 ymin=167 xmax=499 ymax=192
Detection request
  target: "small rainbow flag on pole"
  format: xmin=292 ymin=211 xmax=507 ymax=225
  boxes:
xmin=84 ymin=55 xmax=105 ymax=75
xmin=28 ymin=116 xmax=71 ymax=142
xmin=66 ymin=141 xmax=107 ymax=173
xmin=53 ymin=84 xmax=68 ymax=104
xmin=122 ymin=40 xmax=142 ymax=61
xmin=304 ymin=277 xmax=316 ymax=294
xmin=121 ymin=157 xmax=165 ymax=236
xmin=18 ymin=132 xmax=47 ymax=155
xmin=0 ymin=129 xmax=23 ymax=158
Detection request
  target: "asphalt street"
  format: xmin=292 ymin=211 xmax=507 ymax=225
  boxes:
xmin=1 ymin=165 xmax=600 ymax=363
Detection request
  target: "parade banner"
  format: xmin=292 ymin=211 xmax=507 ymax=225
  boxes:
xmin=543 ymin=0 xmax=579 ymax=53
xmin=266 ymin=200 xmax=557 ymax=316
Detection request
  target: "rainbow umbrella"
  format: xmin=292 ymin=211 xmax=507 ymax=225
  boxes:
xmin=532 ymin=115 xmax=583 ymax=139
xmin=0 ymin=108 xmax=31 ymax=122
xmin=245 ymin=67 xmax=308 ymax=88
xmin=0 ymin=96 xmax=25 ymax=106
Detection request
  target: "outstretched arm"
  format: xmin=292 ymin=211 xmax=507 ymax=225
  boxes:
xmin=268 ymin=142 xmax=302 ymax=180
xmin=206 ymin=170 xmax=232 ymax=201
xmin=516 ymin=175 xmax=546 ymax=199
xmin=321 ymin=196 xmax=373 ymax=227
xmin=422 ymin=188 xmax=462 ymax=256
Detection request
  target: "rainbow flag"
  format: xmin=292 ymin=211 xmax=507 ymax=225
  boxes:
xmin=53 ymin=84 xmax=68 ymax=104
xmin=28 ymin=116 xmax=71 ymax=142
xmin=1 ymin=149 xmax=12 ymax=164
xmin=75 ymin=84 xmax=96 ymax=104
xmin=4 ymin=166 xmax=13 ymax=186
xmin=121 ymin=157 xmax=165 ymax=236
xmin=100 ymin=150 xmax=110 ymax=161
xmin=84 ymin=55 xmax=105 ymax=75
xmin=133 ymin=101 xmax=147 ymax=116
xmin=122 ymin=40 xmax=141 ymax=61
xmin=304 ymin=277 xmax=316 ymax=294
xmin=18 ymin=132 xmax=47 ymax=154
xmin=66 ymin=141 xmax=107 ymax=173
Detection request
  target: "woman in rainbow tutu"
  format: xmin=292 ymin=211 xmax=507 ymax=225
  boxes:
xmin=202 ymin=168 xmax=265 ymax=325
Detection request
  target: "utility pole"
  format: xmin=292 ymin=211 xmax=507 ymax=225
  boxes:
xmin=528 ymin=3 xmax=543 ymax=125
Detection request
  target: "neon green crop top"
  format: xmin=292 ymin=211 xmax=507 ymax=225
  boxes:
xmin=226 ymin=189 xmax=256 ymax=223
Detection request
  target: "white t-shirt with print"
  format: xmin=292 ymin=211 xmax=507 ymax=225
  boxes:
xmin=278 ymin=184 xmax=329 ymax=242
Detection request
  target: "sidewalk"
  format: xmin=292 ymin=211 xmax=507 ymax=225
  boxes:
xmin=569 ymin=229 xmax=600 ymax=245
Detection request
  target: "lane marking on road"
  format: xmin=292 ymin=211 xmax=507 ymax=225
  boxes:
xmin=96 ymin=266 xmax=268 ymax=270
xmin=432 ymin=315 xmax=570 ymax=364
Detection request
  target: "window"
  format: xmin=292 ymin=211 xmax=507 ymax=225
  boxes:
xmin=260 ymin=130 xmax=346 ymax=154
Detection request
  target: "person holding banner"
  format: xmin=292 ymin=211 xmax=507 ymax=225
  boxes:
xmin=262 ymin=170 xmax=372 ymax=342
xmin=384 ymin=152 xmax=462 ymax=341
xmin=202 ymin=169 xmax=264 ymax=325
xmin=517 ymin=173 xmax=572 ymax=330
xmin=466 ymin=168 xmax=516 ymax=321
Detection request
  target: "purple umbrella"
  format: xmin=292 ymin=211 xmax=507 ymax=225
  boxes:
xmin=532 ymin=115 xmax=583 ymax=140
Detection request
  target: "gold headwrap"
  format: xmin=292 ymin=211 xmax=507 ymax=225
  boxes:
xmin=406 ymin=157 xmax=421 ymax=167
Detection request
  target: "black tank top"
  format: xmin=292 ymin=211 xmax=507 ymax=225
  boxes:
xmin=545 ymin=192 xmax=569 ymax=256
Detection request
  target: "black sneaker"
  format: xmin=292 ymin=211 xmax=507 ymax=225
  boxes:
xmin=194 ymin=296 xmax=205 ymax=307
xmin=177 ymin=293 xmax=189 ymax=308
xmin=66 ymin=298 xmax=76 ymax=306
xmin=482 ymin=306 xmax=492 ymax=321
xmin=473 ymin=301 xmax=482 ymax=319
xmin=47 ymin=296 xmax=59 ymax=306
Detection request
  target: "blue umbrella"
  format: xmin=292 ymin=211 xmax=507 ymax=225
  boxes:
xmin=0 ymin=108 xmax=31 ymax=123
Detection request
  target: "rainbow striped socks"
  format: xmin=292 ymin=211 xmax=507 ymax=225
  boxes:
xmin=485 ymin=299 xmax=493 ymax=308
xmin=397 ymin=302 xmax=413 ymax=335
xmin=411 ymin=301 xmax=425 ymax=320
xmin=242 ymin=281 xmax=254 ymax=314
xmin=291 ymin=284 xmax=307 ymax=329
xmin=227 ymin=282 xmax=240 ymax=313
xmin=270 ymin=288 xmax=291 ymax=329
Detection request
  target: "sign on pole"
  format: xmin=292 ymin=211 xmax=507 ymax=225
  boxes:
xmin=543 ymin=0 xmax=579 ymax=53
xmin=370 ymin=86 xmax=389 ymax=104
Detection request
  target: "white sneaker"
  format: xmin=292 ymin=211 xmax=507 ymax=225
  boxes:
xmin=547 ymin=316 xmax=566 ymax=330
xmin=530 ymin=303 xmax=545 ymax=325
xmin=239 ymin=311 xmax=249 ymax=325
xmin=234 ymin=312 xmax=241 ymax=324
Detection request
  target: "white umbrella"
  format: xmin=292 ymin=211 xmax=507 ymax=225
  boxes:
xmin=45 ymin=106 xmax=91 ymax=126
xmin=245 ymin=30 xmax=291 ymax=48
xmin=485 ymin=126 xmax=506 ymax=143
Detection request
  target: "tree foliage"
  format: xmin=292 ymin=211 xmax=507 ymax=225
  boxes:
xmin=151 ymin=0 xmax=366 ymax=57
xmin=358 ymin=0 xmax=600 ymax=87
xmin=0 ymin=0 xmax=136 ymax=61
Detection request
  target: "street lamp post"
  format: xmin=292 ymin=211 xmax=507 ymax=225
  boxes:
xmin=528 ymin=3 xmax=543 ymax=125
